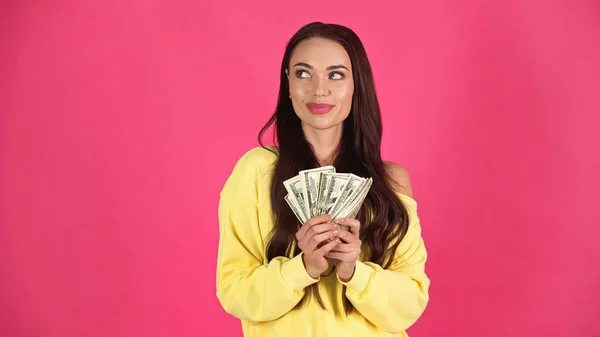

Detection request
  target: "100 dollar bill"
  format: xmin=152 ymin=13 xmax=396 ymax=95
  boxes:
xmin=299 ymin=166 xmax=335 ymax=218
xmin=284 ymin=167 xmax=372 ymax=231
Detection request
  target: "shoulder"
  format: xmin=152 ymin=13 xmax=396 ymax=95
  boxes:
xmin=383 ymin=161 xmax=413 ymax=198
xmin=235 ymin=146 xmax=279 ymax=170
xmin=221 ymin=146 xmax=279 ymax=198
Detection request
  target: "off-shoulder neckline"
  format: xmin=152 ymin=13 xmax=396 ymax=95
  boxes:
xmin=258 ymin=146 xmax=418 ymax=205
xmin=396 ymin=192 xmax=417 ymax=205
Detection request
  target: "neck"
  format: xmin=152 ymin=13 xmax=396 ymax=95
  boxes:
xmin=302 ymin=123 xmax=343 ymax=166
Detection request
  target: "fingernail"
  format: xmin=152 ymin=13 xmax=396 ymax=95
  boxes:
xmin=333 ymin=224 xmax=339 ymax=229
xmin=333 ymin=230 xmax=338 ymax=235
xmin=339 ymin=218 xmax=345 ymax=223
xmin=336 ymin=238 xmax=341 ymax=243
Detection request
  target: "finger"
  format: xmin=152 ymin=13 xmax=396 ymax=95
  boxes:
xmin=314 ymin=238 xmax=340 ymax=257
xmin=327 ymin=249 xmax=361 ymax=261
xmin=323 ymin=251 xmax=351 ymax=261
xmin=297 ymin=214 xmax=333 ymax=240
xmin=335 ymin=229 xmax=360 ymax=244
xmin=308 ymin=222 xmax=339 ymax=239
xmin=337 ymin=218 xmax=361 ymax=237
xmin=298 ymin=222 xmax=338 ymax=246
xmin=303 ymin=229 xmax=338 ymax=254
xmin=329 ymin=242 xmax=360 ymax=253
xmin=300 ymin=222 xmax=338 ymax=251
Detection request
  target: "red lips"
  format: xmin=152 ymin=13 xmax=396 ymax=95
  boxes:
xmin=306 ymin=102 xmax=335 ymax=115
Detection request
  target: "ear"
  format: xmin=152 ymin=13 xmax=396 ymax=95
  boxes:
xmin=285 ymin=69 xmax=291 ymax=98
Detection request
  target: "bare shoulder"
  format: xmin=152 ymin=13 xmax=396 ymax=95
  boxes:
xmin=383 ymin=161 xmax=413 ymax=197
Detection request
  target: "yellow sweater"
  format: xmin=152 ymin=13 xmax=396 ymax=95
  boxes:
xmin=216 ymin=147 xmax=430 ymax=337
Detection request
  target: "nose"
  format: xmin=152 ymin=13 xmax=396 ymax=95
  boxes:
xmin=313 ymin=76 xmax=330 ymax=98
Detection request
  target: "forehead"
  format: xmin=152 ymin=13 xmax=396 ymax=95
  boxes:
xmin=289 ymin=37 xmax=352 ymax=69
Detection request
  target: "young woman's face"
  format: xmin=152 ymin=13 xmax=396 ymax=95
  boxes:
xmin=287 ymin=37 xmax=354 ymax=131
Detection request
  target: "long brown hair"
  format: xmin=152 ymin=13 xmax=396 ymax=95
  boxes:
xmin=258 ymin=22 xmax=409 ymax=315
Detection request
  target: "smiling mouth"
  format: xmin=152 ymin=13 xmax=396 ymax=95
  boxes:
xmin=306 ymin=102 xmax=335 ymax=115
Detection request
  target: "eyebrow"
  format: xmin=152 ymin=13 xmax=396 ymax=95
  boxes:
xmin=293 ymin=62 xmax=349 ymax=71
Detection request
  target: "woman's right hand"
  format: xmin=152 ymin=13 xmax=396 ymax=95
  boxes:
xmin=295 ymin=214 xmax=340 ymax=279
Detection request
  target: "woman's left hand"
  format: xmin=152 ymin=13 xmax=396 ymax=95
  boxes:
xmin=324 ymin=218 xmax=362 ymax=282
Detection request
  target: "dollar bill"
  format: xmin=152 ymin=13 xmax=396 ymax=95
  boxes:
xmin=317 ymin=173 xmax=350 ymax=215
xmin=334 ymin=179 xmax=365 ymax=219
xmin=283 ymin=175 xmax=309 ymax=221
xmin=337 ymin=178 xmax=372 ymax=219
xmin=299 ymin=166 xmax=336 ymax=218
xmin=351 ymin=178 xmax=373 ymax=218
xmin=285 ymin=193 xmax=306 ymax=224
xmin=328 ymin=174 xmax=365 ymax=218
xmin=283 ymin=167 xmax=373 ymax=232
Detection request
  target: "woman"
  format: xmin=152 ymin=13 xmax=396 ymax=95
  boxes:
xmin=216 ymin=22 xmax=430 ymax=337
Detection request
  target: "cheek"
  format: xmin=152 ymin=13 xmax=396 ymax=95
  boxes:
xmin=290 ymin=87 xmax=302 ymax=99
xmin=333 ymin=83 xmax=354 ymax=105
xmin=289 ymin=80 xmax=309 ymax=99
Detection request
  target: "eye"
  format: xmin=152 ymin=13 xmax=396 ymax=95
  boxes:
xmin=295 ymin=70 xmax=310 ymax=78
xmin=329 ymin=72 xmax=344 ymax=80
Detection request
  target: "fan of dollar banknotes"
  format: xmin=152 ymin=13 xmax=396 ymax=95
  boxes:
xmin=284 ymin=166 xmax=373 ymax=231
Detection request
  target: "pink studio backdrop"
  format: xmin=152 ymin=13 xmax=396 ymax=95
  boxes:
xmin=1 ymin=1 xmax=599 ymax=337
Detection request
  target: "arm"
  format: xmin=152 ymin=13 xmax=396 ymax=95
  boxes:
xmin=335 ymin=163 xmax=430 ymax=332
xmin=338 ymin=209 xmax=430 ymax=332
xmin=215 ymin=151 xmax=319 ymax=322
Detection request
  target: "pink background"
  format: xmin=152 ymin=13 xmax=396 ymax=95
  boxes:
xmin=1 ymin=1 xmax=599 ymax=336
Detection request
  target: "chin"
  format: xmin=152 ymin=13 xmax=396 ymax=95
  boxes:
xmin=300 ymin=115 xmax=345 ymax=131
